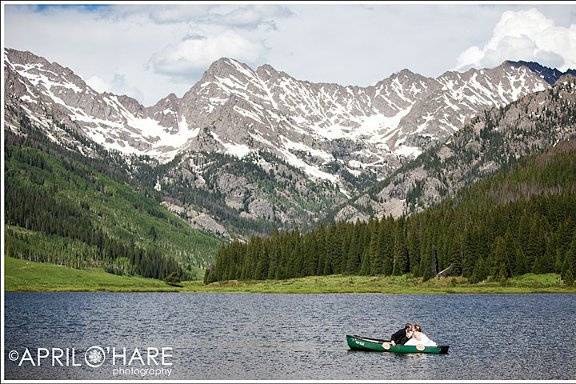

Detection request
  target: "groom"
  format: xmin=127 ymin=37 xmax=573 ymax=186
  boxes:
xmin=390 ymin=323 xmax=413 ymax=345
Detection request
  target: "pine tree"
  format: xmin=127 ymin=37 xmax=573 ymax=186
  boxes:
xmin=345 ymin=227 xmax=362 ymax=274
xmin=461 ymin=229 xmax=477 ymax=278
xmin=491 ymin=236 xmax=510 ymax=281
xmin=359 ymin=248 xmax=370 ymax=275
xmin=561 ymin=237 xmax=576 ymax=286
xmin=392 ymin=221 xmax=409 ymax=275
xmin=471 ymin=257 xmax=489 ymax=283
xmin=368 ymin=224 xmax=382 ymax=275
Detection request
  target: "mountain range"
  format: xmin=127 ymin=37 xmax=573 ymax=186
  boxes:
xmin=4 ymin=48 xmax=576 ymax=237
xmin=335 ymin=74 xmax=576 ymax=221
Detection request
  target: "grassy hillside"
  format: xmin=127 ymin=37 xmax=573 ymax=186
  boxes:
xmin=5 ymin=127 xmax=221 ymax=281
xmin=5 ymin=257 xmax=181 ymax=292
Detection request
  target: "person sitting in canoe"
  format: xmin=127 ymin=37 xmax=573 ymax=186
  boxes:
xmin=403 ymin=323 xmax=437 ymax=347
xmin=390 ymin=323 xmax=413 ymax=345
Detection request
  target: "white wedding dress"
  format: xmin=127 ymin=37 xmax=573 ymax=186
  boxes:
xmin=404 ymin=332 xmax=437 ymax=347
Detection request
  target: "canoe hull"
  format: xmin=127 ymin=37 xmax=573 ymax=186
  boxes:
xmin=346 ymin=335 xmax=449 ymax=354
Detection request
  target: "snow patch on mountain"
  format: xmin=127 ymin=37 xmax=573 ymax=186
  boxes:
xmin=212 ymin=132 xmax=252 ymax=159
xmin=7 ymin=48 xmax=567 ymax=193
xmin=279 ymin=146 xmax=338 ymax=183
xmin=394 ymin=145 xmax=423 ymax=158
xmin=281 ymin=136 xmax=334 ymax=162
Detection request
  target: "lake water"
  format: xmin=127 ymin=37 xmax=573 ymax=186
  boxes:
xmin=4 ymin=293 xmax=576 ymax=380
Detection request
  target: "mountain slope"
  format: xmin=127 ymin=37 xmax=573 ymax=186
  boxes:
xmin=206 ymin=138 xmax=576 ymax=283
xmin=335 ymin=75 xmax=576 ymax=221
xmin=5 ymin=48 xmax=558 ymax=178
xmin=395 ymin=63 xmax=549 ymax=150
xmin=5 ymin=120 xmax=221 ymax=279
xmin=5 ymin=48 xmax=574 ymax=234
xmin=4 ymin=48 xmax=192 ymax=161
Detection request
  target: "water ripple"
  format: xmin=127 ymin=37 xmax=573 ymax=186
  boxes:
xmin=4 ymin=292 xmax=576 ymax=380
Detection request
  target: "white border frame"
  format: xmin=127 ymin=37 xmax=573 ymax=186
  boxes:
xmin=2 ymin=1 xmax=576 ymax=383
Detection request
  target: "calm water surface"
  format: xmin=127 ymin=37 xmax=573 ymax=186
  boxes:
xmin=4 ymin=293 xmax=576 ymax=380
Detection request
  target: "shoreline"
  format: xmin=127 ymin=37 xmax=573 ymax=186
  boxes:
xmin=6 ymin=257 xmax=576 ymax=294
xmin=7 ymin=288 xmax=576 ymax=294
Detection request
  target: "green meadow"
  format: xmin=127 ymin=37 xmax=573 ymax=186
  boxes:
xmin=5 ymin=257 xmax=180 ymax=292
xmin=6 ymin=257 xmax=575 ymax=294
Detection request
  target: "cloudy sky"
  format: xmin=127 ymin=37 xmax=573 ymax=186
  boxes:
xmin=5 ymin=3 xmax=576 ymax=106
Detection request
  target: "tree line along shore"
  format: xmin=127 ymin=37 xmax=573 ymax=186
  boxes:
xmin=205 ymin=146 xmax=576 ymax=286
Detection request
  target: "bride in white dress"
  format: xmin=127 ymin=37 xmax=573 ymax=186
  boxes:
xmin=403 ymin=323 xmax=437 ymax=347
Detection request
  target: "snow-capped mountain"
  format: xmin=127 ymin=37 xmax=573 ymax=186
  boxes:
xmin=394 ymin=64 xmax=550 ymax=151
xmin=5 ymin=48 xmax=559 ymax=185
xmin=4 ymin=47 xmax=573 ymax=234
xmin=335 ymin=75 xmax=576 ymax=222
xmin=4 ymin=49 xmax=193 ymax=161
xmin=507 ymin=60 xmax=576 ymax=85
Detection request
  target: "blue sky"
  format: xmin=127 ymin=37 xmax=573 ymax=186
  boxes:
xmin=32 ymin=4 xmax=109 ymax=11
xmin=5 ymin=3 xmax=576 ymax=106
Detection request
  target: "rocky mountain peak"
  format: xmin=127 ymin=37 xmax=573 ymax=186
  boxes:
xmin=335 ymin=75 xmax=576 ymax=222
xmin=115 ymin=94 xmax=145 ymax=115
xmin=505 ymin=60 xmax=565 ymax=85
xmin=555 ymin=73 xmax=576 ymax=86
xmin=152 ymin=92 xmax=180 ymax=109
xmin=394 ymin=68 xmax=418 ymax=78
xmin=165 ymin=92 xmax=179 ymax=101
xmin=5 ymin=48 xmax=49 ymax=67
xmin=203 ymin=57 xmax=257 ymax=80
xmin=5 ymin=47 xmax=90 ymax=95
xmin=4 ymin=47 xmax=569 ymax=195
xmin=256 ymin=63 xmax=278 ymax=76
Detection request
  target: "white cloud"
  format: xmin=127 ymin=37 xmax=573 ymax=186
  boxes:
xmin=116 ymin=4 xmax=292 ymax=29
xmin=86 ymin=73 xmax=145 ymax=101
xmin=201 ymin=5 xmax=293 ymax=29
xmin=4 ymin=5 xmax=277 ymax=105
xmin=5 ymin=5 xmax=575 ymax=106
xmin=86 ymin=75 xmax=110 ymax=93
xmin=148 ymin=31 xmax=266 ymax=78
xmin=456 ymin=8 xmax=576 ymax=71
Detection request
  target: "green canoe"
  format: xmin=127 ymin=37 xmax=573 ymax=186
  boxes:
xmin=346 ymin=334 xmax=449 ymax=354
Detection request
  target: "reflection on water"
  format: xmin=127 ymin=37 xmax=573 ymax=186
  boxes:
xmin=4 ymin=293 xmax=576 ymax=380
